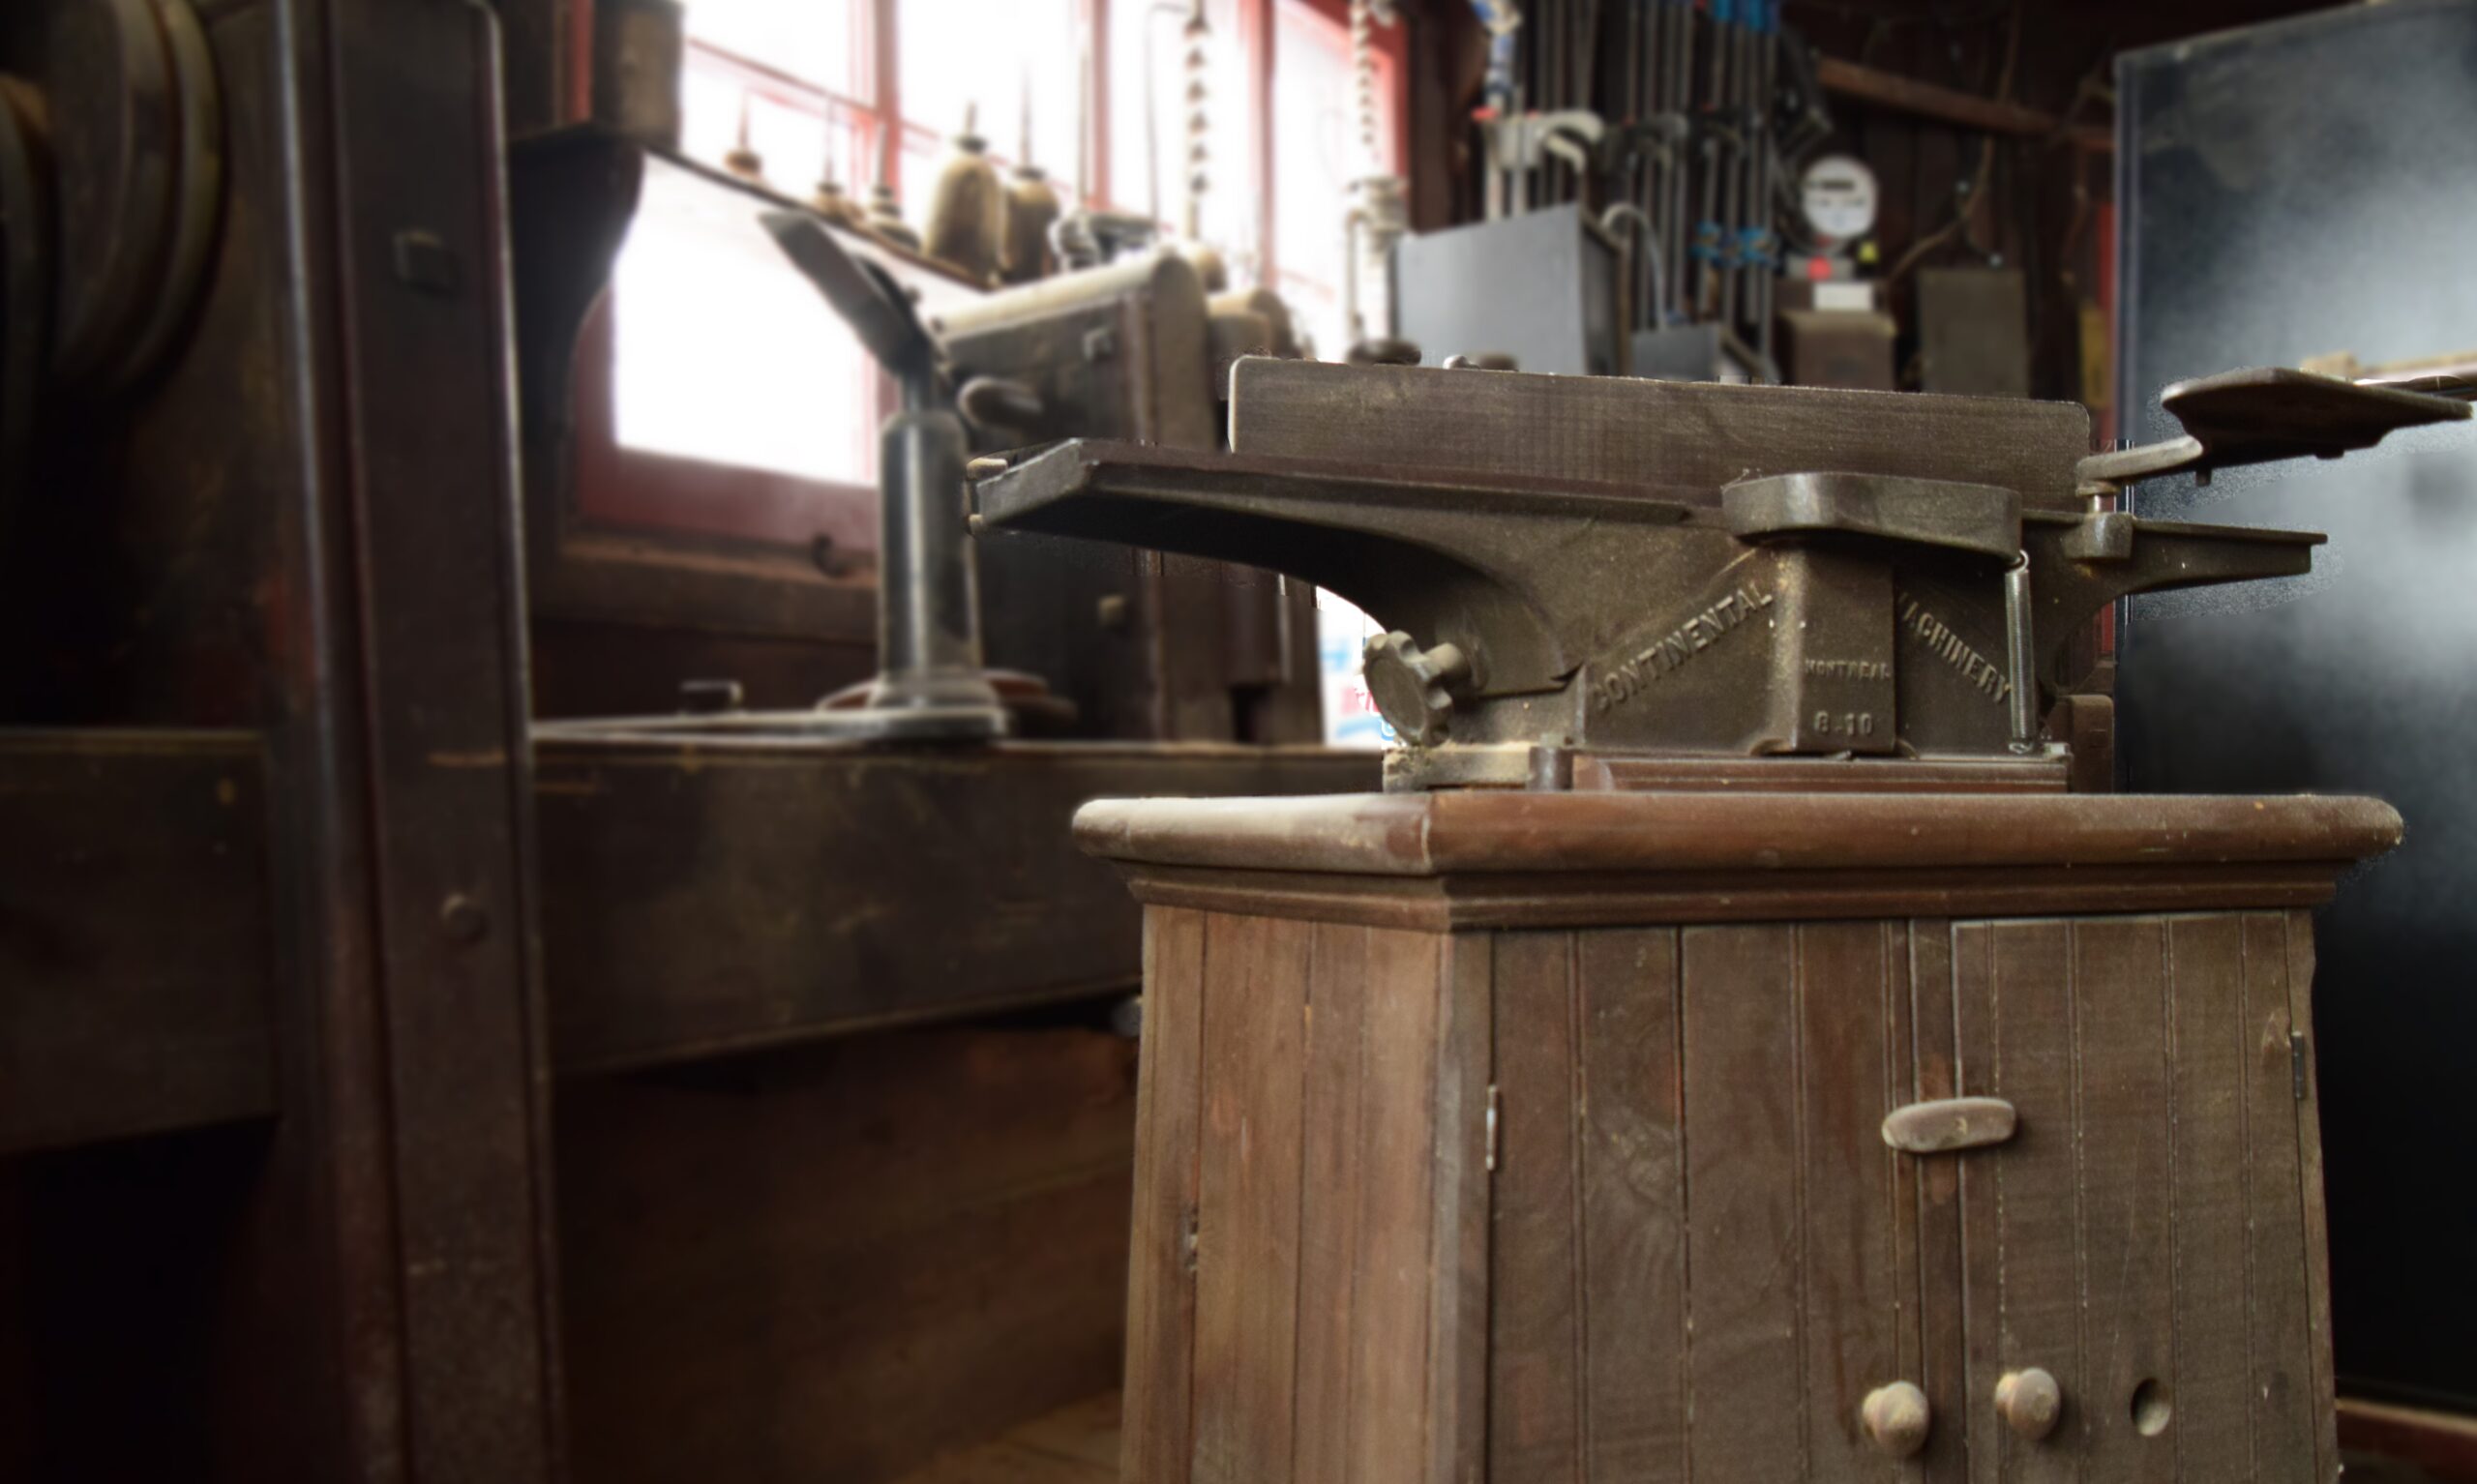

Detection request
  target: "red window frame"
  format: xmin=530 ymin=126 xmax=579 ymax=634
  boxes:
xmin=563 ymin=0 xmax=1410 ymax=554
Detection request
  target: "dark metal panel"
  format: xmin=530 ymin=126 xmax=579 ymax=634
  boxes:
xmin=1390 ymin=206 xmax=1624 ymax=375
xmin=261 ymin=0 xmax=564 ymax=1473
xmin=2115 ymin=0 xmax=2477 ymax=1412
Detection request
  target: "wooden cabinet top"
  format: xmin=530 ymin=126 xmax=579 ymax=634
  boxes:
xmin=1074 ymin=790 xmax=2403 ymax=930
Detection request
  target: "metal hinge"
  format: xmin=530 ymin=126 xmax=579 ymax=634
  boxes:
xmin=2291 ymin=1031 xmax=2310 ymax=1103
xmin=1484 ymin=1083 xmax=1501 ymax=1172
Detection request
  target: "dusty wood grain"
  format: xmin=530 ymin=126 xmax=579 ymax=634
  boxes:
xmin=1189 ymin=911 xmax=1311 ymax=1484
xmin=891 ymin=1391 xmax=1122 ymax=1484
xmin=1681 ymin=925 xmax=1806 ymax=1483
xmin=557 ymin=1027 xmax=1136 ymax=1484
xmin=2167 ymin=915 xmax=2252 ymax=1477
xmin=0 ymin=732 xmax=276 ymax=1155
xmin=1076 ymin=791 xmax=2404 ymax=880
xmin=2073 ymin=917 xmax=2176 ymax=1484
xmin=1352 ymin=928 xmax=1447 ymax=1484
xmin=1797 ymin=922 xmax=1917 ymax=1482
xmin=1962 ymin=920 xmax=2083 ymax=1484
xmin=2244 ymin=912 xmax=2319 ymax=1483
xmin=1909 ymin=921 xmax=1969 ymax=1484
xmin=1573 ymin=929 xmax=1686 ymax=1484
xmin=2283 ymin=911 xmax=2339 ymax=1484
xmin=1431 ymin=933 xmax=1497 ymax=1484
xmin=538 ymin=742 xmax=1371 ymax=1071
xmin=1114 ymin=861 xmax=2356 ymax=935
xmin=1295 ymin=923 xmax=1372 ymax=1484
xmin=1124 ymin=907 xmax=1209 ymax=1484
xmin=1489 ymin=930 xmax=1585 ymax=1484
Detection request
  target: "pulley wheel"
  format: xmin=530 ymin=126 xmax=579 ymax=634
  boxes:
xmin=34 ymin=0 xmax=177 ymax=385
xmin=107 ymin=0 xmax=222 ymax=390
xmin=0 ymin=75 xmax=49 ymax=500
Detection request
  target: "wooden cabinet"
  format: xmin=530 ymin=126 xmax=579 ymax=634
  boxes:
xmin=1080 ymin=790 xmax=2400 ymax=1484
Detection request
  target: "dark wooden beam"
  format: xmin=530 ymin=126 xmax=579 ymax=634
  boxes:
xmin=0 ymin=731 xmax=276 ymax=1157
xmin=0 ymin=729 xmax=1378 ymax=1146
xmin=1815 ymin=55 xmax=2112 ymax=152
xmin=531 ymin=731 xmax=1378 ymax=1070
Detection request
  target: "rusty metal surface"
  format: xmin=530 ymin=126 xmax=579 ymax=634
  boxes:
xmin=1228 ymin=356 xmax=2095 ymax=511
xmin=261 ymin=0 xmax=563 ymax=1474
xmin=2081 ymin=367 xmax=2471 ymax=486
xmin=977 ymin=430 xmax=2317 ymax=762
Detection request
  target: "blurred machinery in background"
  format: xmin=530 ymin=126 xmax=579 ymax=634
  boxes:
xmin=1390 ymin=0 xmax=1837 ymax=381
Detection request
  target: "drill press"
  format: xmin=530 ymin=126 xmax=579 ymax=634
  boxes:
xmin=972 ymin=358 xmax=2454 ymax=1479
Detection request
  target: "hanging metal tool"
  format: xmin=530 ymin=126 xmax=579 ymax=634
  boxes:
xmin=1342 ymin=0 xmax=1409 ymax=357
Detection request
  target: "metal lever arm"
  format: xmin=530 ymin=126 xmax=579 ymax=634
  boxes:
xmin=2079 ymin=366 xmax=2468 ymax=487
xmin=763 ymin=211 xmax=939 ymax=395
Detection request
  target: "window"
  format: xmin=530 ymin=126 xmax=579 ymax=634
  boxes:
xmin=1273 ymin=0 xmax=1398 ymax=359
xmin=1110 ymin=0 xmax=1254 ymax=250
xmin=902 ymin=0 xmax=1085 ymax=196
xmin=600 ymin=0 xmax=1405 ymax=525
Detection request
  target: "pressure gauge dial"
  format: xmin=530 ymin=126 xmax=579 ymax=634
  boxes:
xmin=1800 ymin=155 xmax=1879 ymax=248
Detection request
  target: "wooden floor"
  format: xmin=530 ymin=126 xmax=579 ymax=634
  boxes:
xmin=889 ymin=1392 xmax=1121 ymax=1483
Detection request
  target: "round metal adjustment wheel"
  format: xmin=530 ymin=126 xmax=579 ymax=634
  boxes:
xmin=1362 ymin=631 xmax=1469 ymax=747
xmin=1995 ymin=1368 xmax=2063 ymax=1441
xmin=1862 ymin=1381 xmax=1931 ymax=1459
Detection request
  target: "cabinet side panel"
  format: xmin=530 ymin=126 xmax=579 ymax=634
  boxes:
xmin=1681 ymin=925 xmax=1806 ymax=1482
xmin=2074 ymin=919 xmax=2176 ymax=1484
xmin=1489 ymin=931 xmax=1584 ymax=1484
xmin=1296 ymin=925 xmax=1373 ymax=1484
xmin=1352 ymin=928 xmax=1449 ymax=1484
xmin=2283 ymin=910 xmax=2338 ymax=1484
xmin=1800 ymin=922 xmax=1922 ymax=1483
xmin=2165 ymin=915 xmax=2251 ymax=1477
xmin=1126 ymin=905 xmax=1210 ymax=1484
xmin=1911 ymin=920 xmax=1968 ymax=1484
xmin=1574 ymin=928 xmax=1686 ymax=1484
xmin=1190 ymin=912 xmax=1313 ymax=1484
xmin=1958 ymin=920 xmax=2081 ymax=1484
xmin=2244 ymin=912 xmax=2319 ymax=1484
xmin=1432 ymin=933 xmax=1498 ymax=1484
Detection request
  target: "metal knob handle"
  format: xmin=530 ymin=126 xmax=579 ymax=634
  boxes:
xmin=1362 ymin=632 xmax=1471 ymax=747
xmin=1995 ymin=1368 xmax=2063 ymax=1441
xmin=1862 ymin=1381 xmax=1931 ymax=1459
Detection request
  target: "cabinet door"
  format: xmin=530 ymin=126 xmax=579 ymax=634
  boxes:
xmin=1947 ymin=913 xmax=2332 ymax=1483
xmin=1488 ymin=923 xmax=1931 ymax=1483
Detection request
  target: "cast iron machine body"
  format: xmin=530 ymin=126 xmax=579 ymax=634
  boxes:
xmin=976 ymin=357 xmax=2467 ymax=789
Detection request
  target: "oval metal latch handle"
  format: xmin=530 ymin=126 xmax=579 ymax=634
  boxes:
xmin=1882 ymin=1096 xmax=2017 ymax=1154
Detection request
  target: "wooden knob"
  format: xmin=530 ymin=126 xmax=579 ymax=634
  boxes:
xmin=1995 ymin=1368 xmax=2063 ymax=1440
xmin=1862 ymin=1381 xmax=1931 ymax=1458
